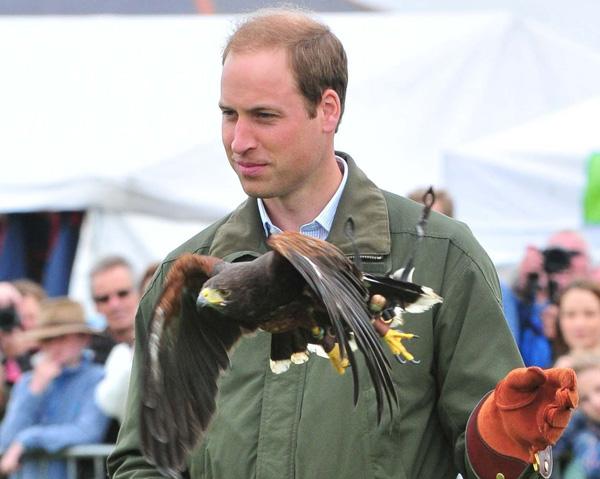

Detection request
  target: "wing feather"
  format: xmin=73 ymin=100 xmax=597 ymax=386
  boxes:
xmin=268 ymin=232 xmax=397 ymax=420
xmin=140 ymin=254 xmax=242 ymax=477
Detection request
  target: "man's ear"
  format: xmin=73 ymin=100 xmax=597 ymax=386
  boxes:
xmin=320 ymin=88 xmax=341 ymax=134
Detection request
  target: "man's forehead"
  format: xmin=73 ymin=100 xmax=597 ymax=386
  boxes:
xmin=92 ymin=265 xmax=134 ymax=287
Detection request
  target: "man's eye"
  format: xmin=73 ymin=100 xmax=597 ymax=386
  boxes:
xmin=256 ymin=112 xmax=276 ymax=119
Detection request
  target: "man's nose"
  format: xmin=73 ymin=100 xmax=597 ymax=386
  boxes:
xmin=230 ymin=118 xmax=257 ymax=154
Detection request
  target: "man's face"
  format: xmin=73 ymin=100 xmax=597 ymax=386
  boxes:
xmin=219 ymin=48 xmax=329 ymax=202
xmin=91 ymin=265 xmax=139 ymax=339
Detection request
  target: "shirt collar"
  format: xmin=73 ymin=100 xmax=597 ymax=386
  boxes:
xmin=258 ymin=156 xmax=348 ymax=240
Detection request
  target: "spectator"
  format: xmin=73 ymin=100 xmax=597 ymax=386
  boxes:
xmin=554 ymin=353 xmax=600 ymax=478
xmin=0 ymin=298 xmax=109 ymax=478
xmin=554 ymin=280 xmax=600 ymax=368
xmin=90 ymin=257 xmax=138 ymax=425
xmin=506 ymin=230 xmax=592 ymax=368
xmin=407 ymin=186 xmax=454 ymax=217
xmin=0 ymin=283 xmax=23 ymax=417
xmin=88 ymin=256 xmax=138 ymax=364
xmin=10 ymin=279 xmax=46 ymax=368
xmin=11 ymin=280 xmax=45 ymax=333
xmin=0 ymin=281 xmax=46 ymax=416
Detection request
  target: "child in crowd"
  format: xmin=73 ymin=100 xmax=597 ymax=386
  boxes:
xmin=555 ymin=353 xmax=600 ymax=478
xmin=0 ymin=298 xmax=110 ymax=478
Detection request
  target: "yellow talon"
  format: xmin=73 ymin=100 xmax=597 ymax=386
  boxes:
xmin=327 ymin=343 xmax=350 ymax=374
xmin=383 ymin=329 xmax=416 ymax=362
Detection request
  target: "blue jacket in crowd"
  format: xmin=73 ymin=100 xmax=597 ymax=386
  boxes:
xmin=0 ymin=353 xmax=110 ymax=479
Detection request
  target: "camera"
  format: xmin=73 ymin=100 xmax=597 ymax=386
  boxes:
xmin=521 ymin=247 xmax=581 ymax=305
xmin=541 ymin=247 xmax=580 ymax=275
xmin=0 ymin=305 xmax=20 ymax=332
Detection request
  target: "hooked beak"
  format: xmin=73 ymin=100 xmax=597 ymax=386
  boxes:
xmin=196 ymin=288 xmax=228 ymax=310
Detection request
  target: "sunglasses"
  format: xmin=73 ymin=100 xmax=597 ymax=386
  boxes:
xmin=93 ymin=289 xmax=132 ymax=304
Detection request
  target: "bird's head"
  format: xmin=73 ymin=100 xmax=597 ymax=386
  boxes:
xmin=196 ymin=287 xmax=230 ymax=310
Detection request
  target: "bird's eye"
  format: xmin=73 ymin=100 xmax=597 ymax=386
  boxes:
xmin=218 ymin=289 xmax=230 ymax=299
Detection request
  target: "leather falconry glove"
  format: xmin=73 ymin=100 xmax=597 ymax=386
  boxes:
xmin=467 ymin=366 xmax=578 ymax=479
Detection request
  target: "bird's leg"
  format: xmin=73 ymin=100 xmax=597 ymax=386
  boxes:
xmin=369 ymin=295 xmax=420 ymax=364
xmin=290 ymin=329 xmax=310 ymax=365
xmin=270 ymin=332 xmax=293 ymax=374
xmin=311 ymin=326 xmax=349 ymax=374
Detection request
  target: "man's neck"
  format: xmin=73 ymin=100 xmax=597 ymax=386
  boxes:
xmin=262 ymin=156 xmax=343 ymax=232
xmin=110 ymin=326 xmax=135 ymax=345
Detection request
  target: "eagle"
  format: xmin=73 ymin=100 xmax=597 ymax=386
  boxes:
xmin=140 ymin=231 xmax=442 ymax=478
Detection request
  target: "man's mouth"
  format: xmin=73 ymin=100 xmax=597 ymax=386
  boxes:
xmin=236 ymin=161 xmax=267 ymax=177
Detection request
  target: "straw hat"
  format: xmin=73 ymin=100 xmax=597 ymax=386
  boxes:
xmin=24 ymin=297 xmax=98 ymax=341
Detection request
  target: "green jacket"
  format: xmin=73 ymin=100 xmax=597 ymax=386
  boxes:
xmin=108 ymin=153 xmax=535 ymax=479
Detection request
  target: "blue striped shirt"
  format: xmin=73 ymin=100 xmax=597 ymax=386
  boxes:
xmin=258 ymin=156 xmax=348 ymax=241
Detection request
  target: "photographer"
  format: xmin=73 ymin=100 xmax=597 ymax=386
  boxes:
xmin=0 ymin=283 xmax=25 ymax=418
xmin=507 ymin=230 xmax=592 ymax=367
xmin=0 ymin=282 xmax=45 ymax=418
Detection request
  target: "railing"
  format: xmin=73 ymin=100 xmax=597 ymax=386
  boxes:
xmin=12 ymin=443 xmax=114 ymax=479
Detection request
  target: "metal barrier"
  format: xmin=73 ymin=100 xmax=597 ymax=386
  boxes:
xmin=13 ymin=443 xmax=115 ymax=479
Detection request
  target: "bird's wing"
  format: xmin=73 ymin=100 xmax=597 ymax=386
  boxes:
xmin=363 ymin=273 xmax=443 ymax=312
xmin=140 ymin=253 xmax=242 ymax=478
xmin=267 ymin=232 xmax=397 ymax=421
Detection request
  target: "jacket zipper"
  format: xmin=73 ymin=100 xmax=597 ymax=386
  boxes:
xmin=346 ymin=254 xmax=384 ymax=262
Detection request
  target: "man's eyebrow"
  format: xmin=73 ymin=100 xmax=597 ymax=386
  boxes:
xmin=218 ymin=103 xmax=279 ymax=113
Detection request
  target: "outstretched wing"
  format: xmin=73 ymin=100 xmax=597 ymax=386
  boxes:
xmin=267 ymin=232 xmax=398 ymax=421
xmin=140 ymin=253 xmax=243 ymax=478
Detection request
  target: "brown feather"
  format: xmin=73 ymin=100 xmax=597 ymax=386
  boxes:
xmin=156 ymin=254 xmax=223 ymax=321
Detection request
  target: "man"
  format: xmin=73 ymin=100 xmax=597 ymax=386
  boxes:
xmin=109 ymin=9 xmax=575 ymax=478
xmin=90 ymin=257 xmax=138 ymax=424
xmin=0 ymin=280 xmax=46 ymax=416
xmin=507 ymin=230 xmax=592 ymax=368
xmin=90 ymin=256 xmax=138 ymax=350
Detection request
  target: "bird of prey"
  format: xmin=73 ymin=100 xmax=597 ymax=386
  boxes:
xmin=140 ymin=231 xmax=442 ymax=477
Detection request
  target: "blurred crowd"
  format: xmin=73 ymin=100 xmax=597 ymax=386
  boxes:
xmin=0 ymin=257 xmax=158 ymax=478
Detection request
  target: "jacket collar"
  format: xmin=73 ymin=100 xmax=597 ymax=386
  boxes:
xmin=208 ymin=151 xmax=391 ymax=266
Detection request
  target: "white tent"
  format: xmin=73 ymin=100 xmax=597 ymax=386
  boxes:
xmin=442 ymin=96 xmax=600 ymax=267
xmin=2 ymin=13 xmax=600 ymax=309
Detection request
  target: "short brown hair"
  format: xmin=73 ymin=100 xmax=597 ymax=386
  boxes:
xmin=222 ymin=8 xmax=348 ymax=130
xmin=559 ymin=278 xmax=600 ymax=306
